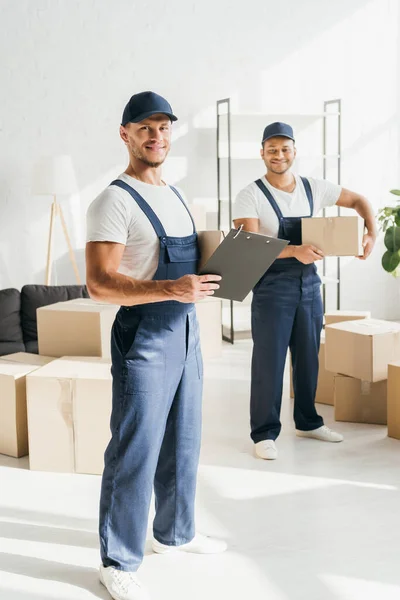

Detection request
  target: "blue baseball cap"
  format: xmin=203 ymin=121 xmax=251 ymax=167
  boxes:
xmin=262 ymin=122 xmax=295 ymax=145
xmin=121 ymin=91 xmax=178 ymax=126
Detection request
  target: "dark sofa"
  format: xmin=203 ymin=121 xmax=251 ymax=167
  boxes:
xmin=0 ymin=285 xmax=89 ymax=356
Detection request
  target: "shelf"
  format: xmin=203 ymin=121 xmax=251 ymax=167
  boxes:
xmin=217 ymin=111 xmax=340 ymax=119
xmin=217 ymin=143 xmax=340 ymax=160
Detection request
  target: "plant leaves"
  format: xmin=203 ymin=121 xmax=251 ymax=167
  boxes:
xmin=384 ymin=226 xmax=400 ymax=251
xmin=382 ymin=250 xmax=400 ymax=273
xmin=390 ymin=189 xmax=400 ymax=196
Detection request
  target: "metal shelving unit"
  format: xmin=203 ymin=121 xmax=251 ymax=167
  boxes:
xmin=216 ymin=98 xmax=342 ymax=343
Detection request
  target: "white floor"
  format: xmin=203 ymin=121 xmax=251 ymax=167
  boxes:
xmin=0 ymin=340 xmax=400 ymax=600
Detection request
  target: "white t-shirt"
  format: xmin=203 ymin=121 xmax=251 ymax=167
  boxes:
xmin=86 ymin=173 xmax=194 ymax=280
xmin=233 ymin=175 xmax=342 ymax=237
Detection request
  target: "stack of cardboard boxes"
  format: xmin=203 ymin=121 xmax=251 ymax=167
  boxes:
xmin=325 ymin=317 xmax=400 ymax=438
xmin=0 ymin=294 xmax=222 ymax=474
xmin=289 ymin=310 xmax=400 ymax=439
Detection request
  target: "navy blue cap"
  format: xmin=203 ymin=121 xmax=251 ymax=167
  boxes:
xmin=262 ymin=122 xmax=295 ymax=145
xmin=121 ymin=91 xmax=178 ymax=126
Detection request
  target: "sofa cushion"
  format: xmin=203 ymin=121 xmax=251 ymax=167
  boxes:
xmin=0 ymin=288 xmax=25 ymax=354
xmin=25 ymin=340 xmax=39 ymax=354
xmin=20 ymin=284 xmax=89 ymax=345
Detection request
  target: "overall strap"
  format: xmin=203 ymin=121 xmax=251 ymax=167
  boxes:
xmin=255 ymin=179 xmax=284 ymax=220
xmin=110 ymin=179 xmax=167 ymax=238
xmin=300 ymin=177 xmax=314 ymax=216
xmin=169 ymin=185 xmax=196 ymax=233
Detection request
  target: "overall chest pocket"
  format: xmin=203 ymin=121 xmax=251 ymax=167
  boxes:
xmin=165 ymin=243 xmax=200 ymax=263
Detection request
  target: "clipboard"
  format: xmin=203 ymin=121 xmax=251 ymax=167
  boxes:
xmin=198 ymin=226 xmax=289 ymax=302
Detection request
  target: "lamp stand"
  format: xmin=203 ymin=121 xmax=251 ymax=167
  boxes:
xmin=45 ymin=195 xmax=81 ymax=285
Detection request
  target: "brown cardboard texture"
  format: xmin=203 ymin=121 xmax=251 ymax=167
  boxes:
xmin=37 ymin=299 xmax=118 ymax=358
xmin=388 ymin=361 xmax=400 ymax=440
xmin=0 ymin=355 xmax=53 ymax=457
xmin=26 ymin=357 xmax=112 ymax=474
xmin=325 ymin=319 xmax=400 ymax=382
xmin=302 ymin=216 xmax=364 ymax=256
xmin=324 ymin=310 xmax=371 ymax=326
xmin=197 ymin=230 xmax=225 ymax=272
xmin=334 ymin=375 xmax=387 ymax=425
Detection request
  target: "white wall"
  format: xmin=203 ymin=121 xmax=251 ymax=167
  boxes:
xmin=0 ymin=0 xmax=399 ymax=318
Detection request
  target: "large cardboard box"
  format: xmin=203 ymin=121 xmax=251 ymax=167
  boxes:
xmin=37 ymin=299 xmax=118 ymax=359
xmin=387 ymin=361 xmax=400 ymax=440
xmin=289 ymin=335 xmax=335 ymax=405
xmin=26 ymin=357 xmax=112 ymax=474
xmin=325 ymin=310 xmax=371 ymax=326
xmin=302 ymin=216 xmax=364 ymax=256
xmin=1 ymin=352 xmax=55 ymax=365
xmin=196 ymin=297 xmax=222 ymax=359
xmin=334 ymin=375 xmax=387 ymax=425
xmin=325 ymin=319 xmax=400 ymax=382
xmin=0 ymin=354 xmax=54 ymax=458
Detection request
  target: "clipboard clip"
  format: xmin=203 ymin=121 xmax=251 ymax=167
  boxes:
xmin=233 ymin=224 xmax=244 ymax=239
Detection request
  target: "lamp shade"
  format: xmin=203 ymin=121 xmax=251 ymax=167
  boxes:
xmin=32 ymin=155 xmax=78 ymax=195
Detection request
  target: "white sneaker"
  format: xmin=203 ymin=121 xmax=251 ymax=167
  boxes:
xmin=99 ymin=565 xmax=150 ymax=600
xmin=152 ymin=532 xmax=227 ymax=555
xmin=254 ymin=439 xmax=278 ymax=460
xmin=296 ymin=425 xmax=344 ymax=443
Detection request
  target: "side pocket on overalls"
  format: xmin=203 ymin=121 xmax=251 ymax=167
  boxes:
xmin=193 ymin=312 xmax=203 ymax=379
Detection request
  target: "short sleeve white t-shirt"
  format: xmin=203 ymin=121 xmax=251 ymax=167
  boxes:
xmin=86 ymin=173 xmax=194 ymax=280
xmin=233 ymin=175 xmax=342 ymax=237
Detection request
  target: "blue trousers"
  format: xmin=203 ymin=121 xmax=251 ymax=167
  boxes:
xmin=99 ymin=304 xmax=203 ymax=571
xmin=250 ymin=266 xmax=324 ymax=442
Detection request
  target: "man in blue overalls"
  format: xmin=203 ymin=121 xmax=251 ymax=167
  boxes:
xmin=86 ymin=91 xmax=226 ymax=600
xmin=233 ymin=122 xmax=376 ymax=461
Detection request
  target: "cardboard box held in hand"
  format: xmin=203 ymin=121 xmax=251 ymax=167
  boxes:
xmin=302 ymin=216 xmax=364 ymax=256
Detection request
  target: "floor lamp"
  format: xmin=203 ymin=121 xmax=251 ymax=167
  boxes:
xmin=32 ymin=155 xmax=81 ymax=285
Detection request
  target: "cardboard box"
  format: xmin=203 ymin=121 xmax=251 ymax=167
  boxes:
xmin=26 ymin=357 xmax=112 ymax=474
xmin=302 ymin=216 xmax=364 ymax=256
xmin=324 ymin=310 xmax=371 ymax=326
xmin=0 ymin=355 xmax=54 ymax=458
xmin=388 ymin=361 xmax=400 ymax=440
xmin=197 ymin=230 xmax=225 ymax=272
xmin=196 ymin=297 xmax=222 ymax=359
xmin=37 ymin=299 xmax=118 ymax=359
xmin=289 ymin=334 xmax=335 ymax=405
xmin=1 ymin=352 xmax=55 ymax=365
xmin=334 ymin=375 xmax=387 ymax=424
xmin=325 ymin=319 xmax=400 ymax=382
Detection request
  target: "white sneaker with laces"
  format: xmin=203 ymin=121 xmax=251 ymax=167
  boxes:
xmin=254 ymin=439 xmax=278 ymax=460
xmin=296 ymin=425 xmax=344 ymax=443
xmin=152 ymin=532 xmax=227 ymax=555
xmin=99 ymin=565 xmax=150 ymax=600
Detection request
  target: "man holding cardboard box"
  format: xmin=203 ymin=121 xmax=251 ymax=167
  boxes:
xmin=233 ymin=122 xmax=376 ymax=460
xmin=86 ymin=92 xmax=226 ymax=600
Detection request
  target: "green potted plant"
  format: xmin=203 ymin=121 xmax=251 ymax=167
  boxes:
xmin=377 ymin=189 xmax=400 ymax=277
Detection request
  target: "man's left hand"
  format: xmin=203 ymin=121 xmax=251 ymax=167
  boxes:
xmin=358 ymin=232 xmax=376 ymax=260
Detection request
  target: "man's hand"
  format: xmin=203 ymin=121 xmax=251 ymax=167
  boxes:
xmin=358 ymin=232 xmax=376 ymax=260
xmin=293 ymin=245 xmax=324 ymax=264
xmin=168 ymin=274 xmax=222 ymax=303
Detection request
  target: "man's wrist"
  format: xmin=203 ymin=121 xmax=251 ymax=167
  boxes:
xmin=162 ymin=280 xmax=176 ymax=300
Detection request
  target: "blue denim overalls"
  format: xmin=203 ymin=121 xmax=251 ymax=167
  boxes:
xmin=99 ymin=180 xmax=203 ymax=571
xmin=250 ymin=177 xmax=324 ymax=442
